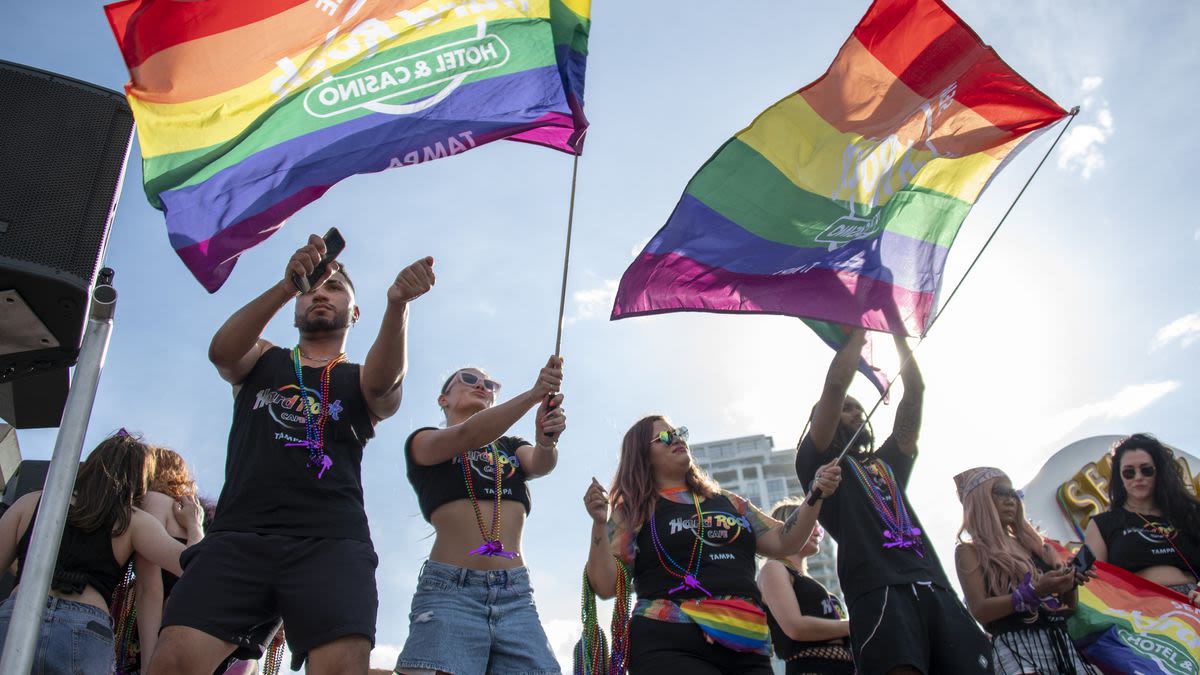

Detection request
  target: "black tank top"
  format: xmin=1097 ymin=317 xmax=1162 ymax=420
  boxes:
xmin=212 ymin=347 xmax=375 ymax=541
xmin=984 ymin=554 xmax=1067 ymax=635
xmin=405 ymin=428 xmax=532 ymax=522
xmin=1093 ymin=509 xmax=1200 ymax=577
xmin=15 ymin=498 xmax=123 ymax=605
xmin=633 ymin=492 xmax=761 ymax=602
xmin=766 ymin=566 xmax=849 ymax=660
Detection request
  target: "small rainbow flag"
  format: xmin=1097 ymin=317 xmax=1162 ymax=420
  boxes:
xmin=104 ymin=0 xmax=590 ymax=292
xmin=678 ymin=597 xmax=770 ymax=654
xmin=611 ymin=0 xmax=1065 ymax=338
xmin=1069 ymin=561 xmax=1200 ymax=675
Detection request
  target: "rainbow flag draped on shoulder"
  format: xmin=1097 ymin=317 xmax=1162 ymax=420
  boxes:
xmin=611 ymin=0 xmax=1064 ymax=343
xmin=104 ymin=0 xmax=590 ymax=292
xmin=1069 ymin=561 xmax=1200 ymax=675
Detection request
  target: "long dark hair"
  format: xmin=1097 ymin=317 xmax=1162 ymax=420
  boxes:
xmin=1110 ymin=433 xmax=1200 ymax=533
xmin=610 ymin=415 xmax=719 ymax=530
xmin=68 ymin=431 xmax=155 ymax=536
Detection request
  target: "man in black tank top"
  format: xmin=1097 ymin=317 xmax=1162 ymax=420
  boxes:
xmin=149 ymin=234 xmax=436 ymax=675
xmin=794 ymin=329 xmax=992 ymax=675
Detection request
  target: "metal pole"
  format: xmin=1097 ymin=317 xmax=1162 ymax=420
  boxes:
xmin=0 ymin=270 xmax=117 ymax=675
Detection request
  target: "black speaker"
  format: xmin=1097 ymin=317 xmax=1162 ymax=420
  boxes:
xmin=0 ymin=60 xmax=133 ymax=387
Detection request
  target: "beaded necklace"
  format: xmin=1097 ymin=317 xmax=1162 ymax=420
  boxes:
xmin=1133 ymin=511 xmax=1200 ymax=580
xmin=460 ymin=443 xmax=517 ymax=558
xmin=288 ymin=347 xmax=346 ymax=479
xmin=648 ymin=491 xmax=712 ymax=596
xmin=846 ymin=457 xmax=924 ymax=556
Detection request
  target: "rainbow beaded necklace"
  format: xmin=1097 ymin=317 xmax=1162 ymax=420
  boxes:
xmin=648 ymin=490 xmax=712 ymax=596
xmin=288 ymin=346 xmax=346 ymax=479
xmin=460 ymin=443 xmax=517 ymax=558
xmin=846 ymin=457 xmax=924 ymax=556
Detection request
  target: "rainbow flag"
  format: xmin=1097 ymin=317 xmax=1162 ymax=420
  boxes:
xmin=610 ymin=0 xmax=1065 ymax=338
xmin=1069 ymin=561 xmax=1200 ymax=675
xmin=104 ymin=0 xmax=590 ymax=292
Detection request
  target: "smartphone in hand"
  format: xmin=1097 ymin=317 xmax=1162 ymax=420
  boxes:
xmin=1070 ymin=544 xmax=1097 ymax=575
xmin=293 ymin=227 xmax=346 ymax=294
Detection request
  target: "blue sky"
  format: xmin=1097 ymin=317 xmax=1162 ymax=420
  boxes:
xmin=5 ymin=1 xmax=1200 ymax=670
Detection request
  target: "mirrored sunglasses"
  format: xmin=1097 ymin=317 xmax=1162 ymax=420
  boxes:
xmin=651 ymin=426 xmax=689 ymax=446
xmin=992 ymin=486 xmax=1024 ymax=501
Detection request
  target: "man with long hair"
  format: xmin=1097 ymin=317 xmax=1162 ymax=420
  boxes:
xmin=148 ymin=234 xmax=435 ymax=675
xmin=794 ymin=328 xmax=991 ymax=675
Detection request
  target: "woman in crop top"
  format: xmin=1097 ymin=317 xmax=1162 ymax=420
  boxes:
xmin=396 ymin=357 xmax=566 ymax=675
xmin=953 ymin=467 xmax=1096 ymax=675
xmin=757 ymin=500 xmax=853 ymax=675
xmin=0 ymin=430 xmax=203 ymax=674
xmin=1085 ymin=433 xmax=1200 ymax=606
xmin=583 ymin=416 xmax=841 ymax=674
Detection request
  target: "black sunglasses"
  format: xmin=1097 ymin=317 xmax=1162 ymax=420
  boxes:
xmin=1121 ymin=465 xmax=1155 ymax=480
xmin=992 ymin=485 xmax=1024 ymax=501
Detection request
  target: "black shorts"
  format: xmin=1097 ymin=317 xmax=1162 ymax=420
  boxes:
xmin=162 ymin=532 xmax=378 ymax=670
xmin=628 ymin=616 xmax=773 ymax=675
xmin=848 ymin=583 xmax=993 ymax=675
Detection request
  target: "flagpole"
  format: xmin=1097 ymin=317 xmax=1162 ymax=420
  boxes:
xmin=921 ymin=107 xmax=1080 ymax=337
xmin=552 ymin=151 xmax=582 ymax=358
xmin=805 ymin=108 xmax=1080 ymax=504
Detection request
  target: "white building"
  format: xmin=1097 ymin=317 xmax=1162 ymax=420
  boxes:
xmin=690 ymin=433 xmax=843 ymax=601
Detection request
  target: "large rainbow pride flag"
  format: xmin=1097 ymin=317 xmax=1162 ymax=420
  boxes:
xmin=611 ymin=0 xmax=1065 ymax=340
xmin=1069 ymin=560 xmax=1200 ymax=675
xmin=105 ymin=0 xmax=590 ymax=292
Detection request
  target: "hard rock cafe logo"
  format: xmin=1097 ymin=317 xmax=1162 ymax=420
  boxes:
xmin=456 ymin=446 xmax=519 ymax=482
xmin=253 ymin=384 xmax=343 ymax=431
xmin=819 ymin=82 xmax=958 ymax=252
xmin=1057 ymin=451 xmax=1200 ymax=536
xmin=668 ymin=511 xmax=752 ymax=548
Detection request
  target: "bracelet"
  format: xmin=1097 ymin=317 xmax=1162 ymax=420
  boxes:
xmin=1012 ymin=573 xmax=1039 ymax=613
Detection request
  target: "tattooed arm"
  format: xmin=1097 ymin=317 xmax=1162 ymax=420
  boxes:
xmin=891 ymin=333 xmax=924 ymax=457
xmin=756 ymin=460 xmax=840 ymax=558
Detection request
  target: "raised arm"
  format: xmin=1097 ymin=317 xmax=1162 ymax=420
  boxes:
xmin=808 ymin=328 xmax=867 ymax=453
xmin=209 ymin=235 xmax=333 ymax=384
xmin=360 ymin=257 xmax=436 ymax=423
xmin=409 ymin=356 xmax=562 ymax=466
xmin=757 ymin=461 xmax=840 ymax=557
xmin=891 ymin=334 xmax=924 ymax=456
xmin=584 ymin=477 xmax=619 ymax=599
xmin=129 ymin=496 xmax=204 ymax=577
xmin=516 ymin=393 xmax=566 ymax=478
xmin=758 ymin=560 xmax=850 ymax=642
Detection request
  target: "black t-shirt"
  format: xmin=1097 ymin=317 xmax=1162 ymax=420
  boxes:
xmin=15 ymin=498 xmax=123 ymax=605
xmin=405 ymin=427 xmax=532 ymax=522
xmin=211 ymin=347 xmax=375 ymax=542
xmin=633 ymin=492 xmax=761 ymax=603
xmin=1093 ymin=508 xmax=1200 ymax=577
xmin=795 ymin=434 xmax=950 ymax=602
xmin=984 ymin=553 xmax=1068 ymax=635
xmin=767 ymin=566 xmax=848 ymax=661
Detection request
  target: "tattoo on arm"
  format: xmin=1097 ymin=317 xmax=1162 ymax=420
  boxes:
xmin=781 ymin=509 xmax=801 ymax=535
xmin=592 ymin=535 xmax=603 ymax=547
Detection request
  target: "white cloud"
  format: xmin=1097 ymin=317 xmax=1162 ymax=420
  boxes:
xmin=1151 ymin=312 xmax=1200 ymax=351
xmin=370 ymin=643 xmax=404 ymax=669
xmin=1045 ymin=381 xmax=1180 ymax=441
xmin=544 ymin=618 xmax=582 ymax=672
xmin=1057 ymin=77 xmax=1114 ymax=180
xmin=569 ymin=279 xmax=619 ymax=322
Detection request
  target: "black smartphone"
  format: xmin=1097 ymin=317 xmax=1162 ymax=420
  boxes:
xmin=1070 ymin=544 xmax=1096 ymax=574
xmin=292 ymin=227 xmax=346 ymax=294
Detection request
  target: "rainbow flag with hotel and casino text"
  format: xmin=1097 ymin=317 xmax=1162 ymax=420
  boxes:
xmin=1069 ymin=560 xmax=1200 ymax=675
xmin=104 ymin=0 xmax=590 ymax=292
xmin=611 ymin=0 xmax=1065 ymax=342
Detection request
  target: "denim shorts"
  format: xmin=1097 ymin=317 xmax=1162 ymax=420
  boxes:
xmin=395 ymin=560 xmax=560 ymax=675
xmin=0 ymin=595 xmax=115 ymax=673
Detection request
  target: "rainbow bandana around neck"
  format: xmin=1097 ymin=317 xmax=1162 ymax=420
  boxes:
xmin=678 ymin=597 xmax=769 ymax=653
